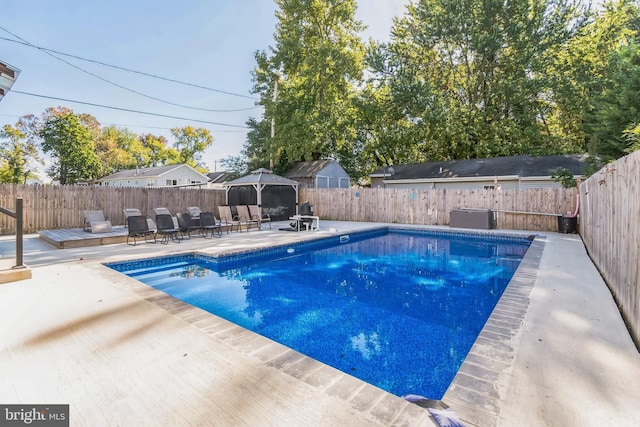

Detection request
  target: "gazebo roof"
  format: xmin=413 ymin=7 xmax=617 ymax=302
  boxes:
xmin=224 ymin=168 xmax=299 ymax=187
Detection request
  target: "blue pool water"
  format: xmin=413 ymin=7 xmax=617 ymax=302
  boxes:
xmin=107 ymin=228 xmax=530 ymax=399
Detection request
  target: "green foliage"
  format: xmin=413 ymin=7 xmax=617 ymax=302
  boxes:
xmin=247 ymin=0 xmax=365 ymax=171
xmin=12 ymin=106 xmax=216 ymax=182
xmin=38 ymin=109 xmax=102 ymax=184
xmin=371 ymin=0 xmax=588 ymax=162
xmin=170 ymin=126 xmax=214 ymax=171
xmin=242 ymin=1 xmax=640 ymax=183
xmin=94 ymin=128 xmax=180 ymax=176
xmin=139 ymin=133 xmax=178 ymax=167
xmin=624 ymin=123 xmax=640 ymax=153
xmin=218 ymin=155 xmax=248 ymax=181
xmin=586 ymin=39 xmax=640 ymax=163
xmin=551 ymin=167 xmax=578 ymax=188
xmin=0 ymin=124 xmax=42 ymax=183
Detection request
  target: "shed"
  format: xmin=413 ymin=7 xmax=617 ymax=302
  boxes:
xmin=224 ymin=168 xmax=299 ymax=221
xmin=369 ymin=154 xmax=588 ymax=189
xmin=285 ymin=159 xmax=350 ymax=188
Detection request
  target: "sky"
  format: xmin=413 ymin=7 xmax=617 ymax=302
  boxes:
xmin=0 ymin=0 xmax=410 ymax=179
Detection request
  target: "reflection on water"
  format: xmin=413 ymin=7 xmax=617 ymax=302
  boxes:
xmin=169 ymin=264 xmax=210 ymax=280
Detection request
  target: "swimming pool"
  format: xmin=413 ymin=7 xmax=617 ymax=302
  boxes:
xmin=107 ymin=228 xmax=531 ymax=399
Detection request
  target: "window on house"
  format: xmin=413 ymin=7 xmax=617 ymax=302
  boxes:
xmin=483 ymin=185 xmax=495 ymax=190
xmin=166 ymin=179 xmax=177 ymax=186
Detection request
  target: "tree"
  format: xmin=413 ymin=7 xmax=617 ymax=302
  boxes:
xmin=95 ymin=126 xmax=144 ymax=176
xmin=218 ymin=155 xmax=248 ymax=181
xmin=549 ymin=0 xmax=640 ymax=162
xmin=587 ymin=44 xmax=640 ymax=162
xmin=38 ymin=108 xmax=101 ymax=184
xmin=139 ymin=133 xmax=178 ymax=167
xmin=578 ymin=1 xmax=640 ymax=163
xmin=170 ymin=126 xmax=214 ymax=170
xmin=248 ymin=0 xmax=365 ymax=170
xmin=0 ymin=124 xmax=42 ymax=183
xmin=242 ymin=116 xmax=276 ymax=173
xmin=367 ymin=0 xmax=588 ymax=163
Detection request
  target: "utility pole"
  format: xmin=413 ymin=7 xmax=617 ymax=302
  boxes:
xmin=270 ymin=76 xmax=278 ymax=170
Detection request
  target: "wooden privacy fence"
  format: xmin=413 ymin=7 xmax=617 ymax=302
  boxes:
xmin=300 ymin=187 xmax=578 ymax=232
xmin=0 ymin=185 xmax=226 ymax=234
xmin=580 ymin=150 xmax=640 ymax=346
xmin=0 ymin=185 xmax=578 ymax=234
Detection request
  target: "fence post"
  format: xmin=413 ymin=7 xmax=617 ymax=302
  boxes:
xmin=0 ymin=197 xmax=25 ymax=269
xmin=15 ymin=198 xmax=24 ymax=268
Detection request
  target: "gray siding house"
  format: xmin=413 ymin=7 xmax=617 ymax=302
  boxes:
xmin=285 ymin=159 xmax=350 ymax=188
xmin=370 ymin=155 xmax=588 ymax=189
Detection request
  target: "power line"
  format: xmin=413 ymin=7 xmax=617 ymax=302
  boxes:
xmin=0 ymin=29 xmax=260 ymax=111
xmin=12 ymin=90 xmax=249 ymax=129
xmin=101 ymin=122 xmax=245 ymax=133
xmin=0 ymin=34 xmax=258 ymax=102
xmin=0 ymin=36 xmax=259 ymax=101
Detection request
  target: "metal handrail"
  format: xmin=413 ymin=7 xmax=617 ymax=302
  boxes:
xmin=0 ymin=197 xmax=24 ymax=268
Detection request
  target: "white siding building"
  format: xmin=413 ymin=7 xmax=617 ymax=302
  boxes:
xmin=97 ymin=164 xmax=209 ymax=188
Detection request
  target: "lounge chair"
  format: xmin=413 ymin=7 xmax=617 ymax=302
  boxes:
xmin=83 ymin=210 xmax=113 ymax=233
xmin=176 ymin=212 xmax=201 ymax=239
xmin=153 ymin=207 xmax=179 ymax=229
xmin=155 ymin=213 xmax=181 ymax=244
xmin=124 ymin=208 xmax=157 ymax=232
xmin=217 ymin=205 xmax=241 ymax=232
xmin=199 ymin=211 xmax=222 ymax=238
xmin=235 ymin=205 xmax=260 ymax=231
xmin=187 ymin=207 xmax=202 ymax=220
xmin=126 ymin=215 xmax=156 ymax=245
xmin=248 ymin=205 xmax=271 ymax=230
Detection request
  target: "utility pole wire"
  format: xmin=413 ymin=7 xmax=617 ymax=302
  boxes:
xmin=13 ymin=90 xmax=249 ymax=128
xmin=0 ymin=29 xmax=259 ymax=111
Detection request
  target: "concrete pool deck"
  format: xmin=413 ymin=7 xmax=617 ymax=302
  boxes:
xmin=1 ymin=222 xmax=639 ymax=426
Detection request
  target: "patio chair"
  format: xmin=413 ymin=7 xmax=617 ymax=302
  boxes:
xmin=153 ymin=207 xmax=179 ymax=229
xmin=248 ymin=205 xmax=271 ymax=230
xmin=155 ymin=213 xmax=181 ymax=244
xmin=176 ymin=212 xmax=202 ymax=239
xmin=83 ymin=210 xmax=113 ymax=233
xmin=126 ymin=215 xmax=156 ymax=245
xmin=124 ymin=208 xmax=157 ymax=232
xmin=198 ymin=211 xmax=222 ymax=238
xmin=235 ymin=205 xmax=260 ymax=231
xmin=187 ymin=206 xmax=202 ymax=220
xmin=217 ymin=205 xmax=241 ymax=233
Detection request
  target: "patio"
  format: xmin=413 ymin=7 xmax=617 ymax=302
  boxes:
xmin=1 ymin=222 xmax=639 ymax=426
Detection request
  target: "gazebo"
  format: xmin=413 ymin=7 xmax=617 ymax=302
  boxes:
xmin=224 ymin=168 xmax=299 ymax=221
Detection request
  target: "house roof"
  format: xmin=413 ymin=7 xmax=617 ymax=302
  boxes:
xmin=207 ymin=171 xmax=231 ymax=183
xmin=225 ymin=168 xmax=299 ymax=187
xmin=98 ymin=164 xmax=208 ymax=181
xmin=371 ymin=155 xmax=588 ymax=181
xmin=285 ymin=160 xmax=336 ymax=178
xmin=0 ymin=60 xmax=20 ymax=102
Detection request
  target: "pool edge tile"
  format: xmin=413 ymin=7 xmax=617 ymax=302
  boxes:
xmin=442 ymin=238 xmax=544 ymax=427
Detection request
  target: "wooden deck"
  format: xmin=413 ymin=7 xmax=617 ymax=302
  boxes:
xmin=39 ymin=226 xmax=129 ymax=249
